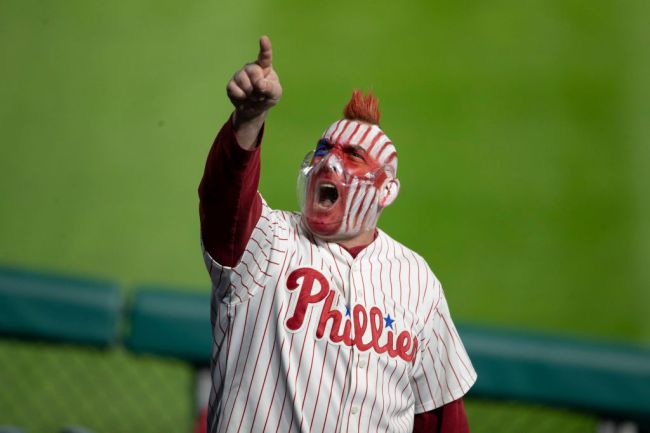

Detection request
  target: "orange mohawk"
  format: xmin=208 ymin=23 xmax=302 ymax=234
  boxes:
xmin=343 ymin=90 xmax=381 ymax=125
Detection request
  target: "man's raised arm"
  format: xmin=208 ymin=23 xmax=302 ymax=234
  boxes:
xmin=229 ymin=35 xmax=282 ymax=148
xmin=198 ymin=36 xmax=282 ymax=267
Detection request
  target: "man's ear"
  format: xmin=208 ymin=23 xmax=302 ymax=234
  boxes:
xmin=379 ymin=178 xmax=400 ymax=208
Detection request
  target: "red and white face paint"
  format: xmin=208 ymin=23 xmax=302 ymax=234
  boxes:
xmin=298 ymin=119 xmax=400 ymax=241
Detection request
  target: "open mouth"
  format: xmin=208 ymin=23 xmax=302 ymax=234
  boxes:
xmin=317 ymin=182 xmax=339 ymax=208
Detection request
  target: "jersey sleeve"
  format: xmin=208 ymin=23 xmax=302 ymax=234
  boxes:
xmin=411 ymin=278 xmax=477 ymax=413
xmin=201 ymin=200 xmax=290 ymax=304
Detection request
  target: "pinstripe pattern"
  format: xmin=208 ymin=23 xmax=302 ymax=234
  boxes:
xmin=321 ymin=120 xmax=397 ymax=175
xmin=202 ymin=199 xmax=476 ymax=433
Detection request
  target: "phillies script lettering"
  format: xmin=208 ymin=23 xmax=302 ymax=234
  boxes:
xmin=284 ymin=267 xmax=418 ymax=362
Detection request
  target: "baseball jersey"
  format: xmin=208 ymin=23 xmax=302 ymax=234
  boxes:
xmin=200 ymin=119 xmax=476 ymax=433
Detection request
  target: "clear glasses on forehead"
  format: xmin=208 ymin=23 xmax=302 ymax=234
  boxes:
xmin=300 ymin=150 xmax=316 ymax=173
xmin=299 ymin=149 xmax=387 ymax=182
xmin=296 ymin=150 xmax=315 ymax=211
xmin=297 ymin=147 xmax=390 ymax=215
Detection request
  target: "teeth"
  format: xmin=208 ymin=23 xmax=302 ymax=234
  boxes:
xmin=321 ymin=183 xmax=336 ymax=191
xmin=318 ymin=182 xmax=338 ymax=207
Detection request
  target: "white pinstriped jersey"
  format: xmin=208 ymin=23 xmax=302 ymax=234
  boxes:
xmin=203 ymin=199 xmax=476 ymax=433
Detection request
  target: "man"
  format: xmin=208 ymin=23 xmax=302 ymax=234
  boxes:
xmin=199 ymin=36 xmax=476 ymax=433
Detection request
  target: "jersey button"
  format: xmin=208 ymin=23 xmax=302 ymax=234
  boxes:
xmin=356 ymin=290 xmax=363 ymax=298
xmin=358 ymin=359 xmax=367 ymax=368
xmin=350 ymin=406 xmax=359 ymax=415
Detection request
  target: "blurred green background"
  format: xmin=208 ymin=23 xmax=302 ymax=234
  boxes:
xmin=2 ymin=0 xmax=648 ymax=342
xmin=1 ymin=0 xmax=649 ymax=430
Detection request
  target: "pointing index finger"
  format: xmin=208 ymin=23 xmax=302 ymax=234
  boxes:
xmin=256 ymin=35 xmax=273 ymax=70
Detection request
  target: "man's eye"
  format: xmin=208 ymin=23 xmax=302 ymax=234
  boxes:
xmin=314 ymin=148 xmax=329 ymax=157
xmin=315 ymin=140 xmax=331 ymax=157
xmin=348 ymin=150 xmax=365 ymax=161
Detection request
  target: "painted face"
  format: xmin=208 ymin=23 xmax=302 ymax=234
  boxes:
xmin=298 ymin=120 xmax=399 ymax=240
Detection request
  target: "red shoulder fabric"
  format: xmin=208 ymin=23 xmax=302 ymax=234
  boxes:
xmin=412 ymin=399 xmax=470 ymax=433
xmin=198 ymin=115 xmax=263 ymax=267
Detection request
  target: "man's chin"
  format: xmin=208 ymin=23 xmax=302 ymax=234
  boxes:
xmin=302 ymin=214 xmax=343 ymax=240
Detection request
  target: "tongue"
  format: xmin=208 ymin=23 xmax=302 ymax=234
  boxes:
xmin=318 ymin=184 xmax=338 ymax=208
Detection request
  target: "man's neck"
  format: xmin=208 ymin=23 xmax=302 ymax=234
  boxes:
xmin=337 ymin=229 xmax=378 ymax=258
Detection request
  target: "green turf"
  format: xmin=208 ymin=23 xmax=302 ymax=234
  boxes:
xmin=1 ymin=0 xmax=648 ymax=430
xmin=0 ymin=339 xmax=193 ymax=433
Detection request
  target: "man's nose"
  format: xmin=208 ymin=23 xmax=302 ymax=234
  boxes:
xmin=322 ymin=153 xmax=344 ymax=175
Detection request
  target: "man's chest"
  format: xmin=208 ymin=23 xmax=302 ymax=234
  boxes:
xmin=276 ymin=238 xmax=427 ymax=365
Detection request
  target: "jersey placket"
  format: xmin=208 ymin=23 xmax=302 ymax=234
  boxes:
xmin=338 ymin=256 xmax=368 ymax=433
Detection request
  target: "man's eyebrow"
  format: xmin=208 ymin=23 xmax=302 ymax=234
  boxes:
xmin=344 ymin=144 xmax=367 ymax=154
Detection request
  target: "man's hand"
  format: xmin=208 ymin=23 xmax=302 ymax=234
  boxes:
xmin=227 ymin=36 xmax=282 ymax=149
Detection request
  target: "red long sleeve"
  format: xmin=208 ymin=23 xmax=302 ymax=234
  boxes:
xmin=413 ymin=399 xmax=470 ymax=433
xmin=198 ymin=115 xmax=263 ymax=267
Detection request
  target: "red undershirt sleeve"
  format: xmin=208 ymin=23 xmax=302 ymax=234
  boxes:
xmin=413 ymin=399 xmax=470 ymax=433
xmin=198 ymin=114 xmax=264 ymax=267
